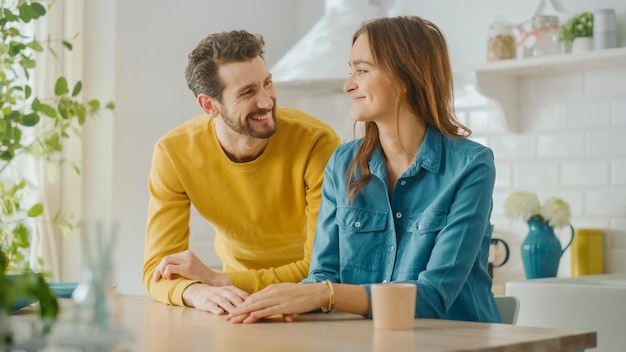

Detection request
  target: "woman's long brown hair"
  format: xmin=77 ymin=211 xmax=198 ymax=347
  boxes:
xmin=345 ymin=16 xmax=471 ymax=201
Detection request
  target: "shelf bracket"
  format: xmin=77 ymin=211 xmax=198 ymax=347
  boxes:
xmin=474 ymin=71 xmax=519 ymax=133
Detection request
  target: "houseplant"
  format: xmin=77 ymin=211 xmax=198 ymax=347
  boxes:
xmin=503 ymin=191 xmax=574 ymax=279
xmin=1 ymin=0 xmax=113 ymax=348
xmin=560 ymin=12 xmax=594 ymax=53
xmin=0 ymin=0 xmax=113 ymax=271
xmin=1 ymin=248 xmax=59 ymax=348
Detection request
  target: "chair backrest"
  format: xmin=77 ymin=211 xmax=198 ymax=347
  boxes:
xmin=494 ymin=295 xmax=520 ymax=325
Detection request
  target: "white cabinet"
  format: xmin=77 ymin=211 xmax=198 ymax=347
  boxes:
xmin=469 ymin=47 xmax=626 ymax=132
xmin=506 ymin=274 xmax=626 ymax=352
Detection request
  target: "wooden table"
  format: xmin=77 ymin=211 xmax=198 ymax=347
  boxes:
xmin=13 ymin=294 xmax=597 ymax=351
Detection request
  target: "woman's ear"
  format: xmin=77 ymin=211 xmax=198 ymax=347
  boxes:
xmin=197 ymin=93 xmax=220 ymax=118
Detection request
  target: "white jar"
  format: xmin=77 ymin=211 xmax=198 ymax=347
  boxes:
xmin=593 ymin=8 xmax=618 ymax=50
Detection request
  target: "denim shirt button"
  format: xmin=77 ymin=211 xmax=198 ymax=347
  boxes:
xmin=400 ymin=180 xmax=407 ymax=186
xmin=418 ymin=223 xmax=423 ymax=230
xmin=395 ymin=212 xmax=402 ymax=219
xmin=354 ymin=221 xmax=361 ymax=228
xmin=382 ymin=280 xmax=388 ymax=284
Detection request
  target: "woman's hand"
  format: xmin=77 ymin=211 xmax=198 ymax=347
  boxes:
xmin=226 ymin=282 xmax=329 ymax=324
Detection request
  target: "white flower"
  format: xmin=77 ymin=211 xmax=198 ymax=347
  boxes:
xmin=503 ymin=191 xmax=571 ymax=229
xmin=541 ymin=197 xmax=571 ymax=229
xmin=503 ymin=191 xmax=540 ymax=221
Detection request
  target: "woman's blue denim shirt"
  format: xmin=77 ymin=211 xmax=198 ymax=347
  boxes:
xmin=302 ymin=125 xmax=501 ymax=323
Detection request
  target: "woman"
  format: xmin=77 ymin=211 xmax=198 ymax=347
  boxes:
xmin=227 ymin=16 xmax=500 ymax=324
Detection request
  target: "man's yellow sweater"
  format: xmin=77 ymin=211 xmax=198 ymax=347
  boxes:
xmin=143 ymin=107 xmax=340 ymax=306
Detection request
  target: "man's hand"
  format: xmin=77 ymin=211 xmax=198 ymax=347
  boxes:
xmin=152 ymin=250 xmax=230 ymax=286
xmin=183 ymin=283 xmax=250 ymax=315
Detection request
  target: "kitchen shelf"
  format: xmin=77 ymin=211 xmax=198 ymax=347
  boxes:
xmin=468 ymin=46 xmax=626 ymax=132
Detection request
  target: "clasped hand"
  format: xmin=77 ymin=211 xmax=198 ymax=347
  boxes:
xmin=153 ymin=250 xmax=249 ymax=314
xmin=227 ymin=282 xmax=327 ymax=324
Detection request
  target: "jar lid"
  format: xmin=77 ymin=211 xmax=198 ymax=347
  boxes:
xmin=533 ymin=15 xmax=559 ymax=25
xmin=490 ymin=15 xmax=514 ymax=30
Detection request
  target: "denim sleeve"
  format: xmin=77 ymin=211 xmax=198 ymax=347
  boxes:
xmin=301 ymin=151 xmax=341 ymax=284
xmin=414 ymin=147 xmax=496 ymax=318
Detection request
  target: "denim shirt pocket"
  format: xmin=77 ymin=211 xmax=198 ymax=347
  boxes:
xmin=336 ymin=207 xmax=388 ymax=232
xmin=397 ymin=209 xmax=448 ymax=273
xmin=410 ymin=209 xmax=448 ymax=235
xmin=336 ymin=207 xmax=388 ymax=273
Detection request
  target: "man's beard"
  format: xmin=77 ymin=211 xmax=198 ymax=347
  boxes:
xmin=221 ymin=104 xmax=277 ymax=139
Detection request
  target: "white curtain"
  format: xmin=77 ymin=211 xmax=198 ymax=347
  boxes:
xmin=25 ymin=0 xmax=85 ymax=280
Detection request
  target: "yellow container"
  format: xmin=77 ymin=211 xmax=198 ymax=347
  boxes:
xmin=571 ymin=228 xmax=604 ymax=276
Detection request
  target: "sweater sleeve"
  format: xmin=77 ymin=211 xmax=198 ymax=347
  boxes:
xmin=227 ymin=129 xmax=341 ymax=293
xmin=142 ymin=143 xmax=201 ymax=306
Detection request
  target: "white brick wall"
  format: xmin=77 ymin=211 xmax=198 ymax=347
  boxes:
xmin=469 ymin=65 xmax=626 ymax=283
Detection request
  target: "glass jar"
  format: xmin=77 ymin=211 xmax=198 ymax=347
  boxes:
xmin=487 ymin=16 xmax=516 ymax=61
xmin=532 ymin=15 xmax=561 ymax=56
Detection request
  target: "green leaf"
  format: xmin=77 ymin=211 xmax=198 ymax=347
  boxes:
xmin=14 ymin=225 xmax=30 ymax=247
xmin=105 ymin=101 xmax=116 ymax=110
xmin=6 ymin=110 xmax=21 ymax=120
xmin=27 ymin=203 xmax=44 ymax=217
xmin=25 ymin=85 xmax=32 ymax=99
xmin=30 ymin=2 xmax=47 ymax=17
xmin=0 ymin=150 xmax=14 ymax=161
xmin=62 ymin=40 xmax=73 ymax=51
xmin=32 ymin=97 xmax=41 ymax=110
xmin=7 ymin=27 xmax=20 ymax=36
xmin=77 ymin=105 xmax=86 ymax=125
xmin=87 ymin=99 xmax=100 ymax=111
xmin=21 ymin=113 xmax=40 ymax=127
xmin=8 ymin=41 xmax=25 ymax=56
xmin=3 ymin=8 xmax=18 ymax=21
xmin=27 ymin=40 xmax=44 ymax=52
xmin=47 ymin=45 xmax=59 ymax=61
xmin=39 ymin=104 xmax=57 ymax=117
xmin=54 ymin=77 xmax=68 ymax=95
xmin=18 ymin=4 xmax=33 ymax=23
xmin=71 ymin=81 xmax=82 ymax=97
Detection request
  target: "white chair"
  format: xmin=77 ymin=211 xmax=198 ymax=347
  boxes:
xmin=494 ymin=296 xmax=520 ymax=325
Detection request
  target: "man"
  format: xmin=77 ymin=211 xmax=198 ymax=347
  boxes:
xmin=142 ymin=30 xmax=340 ymax=314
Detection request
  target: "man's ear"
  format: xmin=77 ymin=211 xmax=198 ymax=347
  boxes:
xmin=197 ymin=93 xmax=220 ymax=118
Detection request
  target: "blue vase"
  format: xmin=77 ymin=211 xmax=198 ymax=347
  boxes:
xmin=521 ymin=218 xmax=575 ymax=279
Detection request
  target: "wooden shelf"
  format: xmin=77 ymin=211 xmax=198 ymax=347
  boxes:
xmin=466 ymin=47 xmax=626 ymax=132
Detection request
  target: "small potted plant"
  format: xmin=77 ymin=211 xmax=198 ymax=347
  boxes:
xmin=560 ymin=12 xmax=594 ymax=53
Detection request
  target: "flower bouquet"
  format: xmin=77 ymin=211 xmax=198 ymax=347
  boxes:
xmin=503 ymin=191 xmax=574 ymax=279
xmin=504 ymin=191 xmax=571 ymax=229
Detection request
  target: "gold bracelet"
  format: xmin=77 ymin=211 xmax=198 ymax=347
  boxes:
xmin=320 ymin=280 xmax=334 ymax=313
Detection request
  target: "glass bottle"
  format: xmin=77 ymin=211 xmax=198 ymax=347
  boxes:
xmin=487 ymin=16 xmax=516 ymax=61
xmin=532 ymin=15 xmax=561 ymax=56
